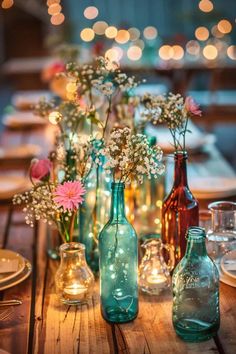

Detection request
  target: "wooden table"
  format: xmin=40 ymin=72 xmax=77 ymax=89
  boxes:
xmin=0 ymin=123 xmax=236 ymax=354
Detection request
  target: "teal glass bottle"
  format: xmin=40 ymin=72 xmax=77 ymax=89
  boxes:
xmin=172 ymin=227 xmax=220 ymax=342
xmin=99 ymin=182 xmax=138 ymax=323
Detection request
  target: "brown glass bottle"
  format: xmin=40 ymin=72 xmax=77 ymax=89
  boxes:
xmin=162 ymin=151 xmax=199 ymax=265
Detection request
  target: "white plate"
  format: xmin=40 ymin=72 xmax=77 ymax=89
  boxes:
xmin=189 ymin=177 xmax=236 ymax=199
xmin=2 ymin=112 xmax=46 ymax=128
xmin=0 ymin=249 xmax=25 ymax=284
xmin=0 ymin=259 xmax=31 ymax=291
xmin=221 ymin=250 xmax=236 ymax=280
xmin=11 ymin=90 xmax=52 ymax=110
xmin=0 ymin=175 xmax=31 ymax=200
xmin=218 ymin=264 xmax=236 ymax=288
xmin=0 ymin=144 xmax=41 ymax=160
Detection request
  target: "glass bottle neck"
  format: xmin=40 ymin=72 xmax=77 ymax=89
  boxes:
xmin=174 ymin=151 xmax=188 ymax=187
xmin=110 ymin=182 xmax=126 ymax=221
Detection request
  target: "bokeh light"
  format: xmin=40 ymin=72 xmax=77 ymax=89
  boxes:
xmin=227 ymin=45 xmax=236 ymax=60
xmin=80 ymin=28 xmax=95 ymax=42
xmin=105 ymin=48 xmax=121 ymax=62
xmin=128 ymin=28 xmax=140 ymax=41
xmin=47 ymin=0 xmax=60 ymax=5
xmin=133 ymin=39 xmax=145 ymax=50
xmin=127 ymin=46 xmax=142 ymax=60
xmin=143 ymin=26 xmax=158 ymax=40
xmin=49 ymin=111 xmax=62 ymax=125
xmin=159 ymin=45 xmax=174 ymax=60
xmin=83 ymin=6 xmax=99 ymax=20
xmin=105 ymin=26 xmax=118 ymax=39
xmin=211 ymin=25 xmax=224 ymax=38
xmin=115 ymin=30 xmax=130 ymax=44
xmin=217 ymin=19 xmax=232 ymax=34
xmin=48 ymin=4 xmax=61 ymax=15
xmin=198 ymin=0 xmax=213 ymax=13
xmin=172 ymin=45 xmax=184 ymax=60
xmin=93 ymin=21 xmax=108 ymax=35
xmin=203 ymin=44 xmax=218 ymax=60
xmin=50 ymin=13 xmax=65 ymax=25
xmin=1 ymin=0 xmax=14 ymax=9
xmin=195 ymin=26 xmax=209 ymax=41
xmin=186 ymin=40 xmax=201 ymax=55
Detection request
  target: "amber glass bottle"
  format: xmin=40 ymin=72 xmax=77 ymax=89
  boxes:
xmin=162 ymin=151 xmax=199 ymax=264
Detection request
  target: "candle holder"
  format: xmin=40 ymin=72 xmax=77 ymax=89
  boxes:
xmin=55 ymin=242 xmax=94 ymax=305
xmin=139 ymin=237 xmax=175 ymax=295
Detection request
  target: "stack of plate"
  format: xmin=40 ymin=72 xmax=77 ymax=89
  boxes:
xmin=219 ymin=250 xmax=236 ymax=287
xmin=0 ymin=249 xmax=32 ymax=291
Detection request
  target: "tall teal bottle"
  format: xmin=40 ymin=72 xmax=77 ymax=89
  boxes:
xmin=172 ymin=227 xmax=220 ymax=342
xmin=99 ymin=182 xmax=138 ymax=323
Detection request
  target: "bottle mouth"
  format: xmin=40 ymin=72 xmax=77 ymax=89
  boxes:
xmin=59 ymin=242 xmax=85 ymax=253
xmin=208 ymin=201 xmax=236 ymax=213
xmin=174 ymin=150 xmax=188 ymax=158
xmin=186 ymin=226 xmax=206 ymax=239
xmin=111 ymin=181 xmax=125 ymax=189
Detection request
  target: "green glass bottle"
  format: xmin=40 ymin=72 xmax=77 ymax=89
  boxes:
xmin=172 ymin=227 xmax=220 ymax=342
xmin=99 ymin=182 xmax=138 ymax=323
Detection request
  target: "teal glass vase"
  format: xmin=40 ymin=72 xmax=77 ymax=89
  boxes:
xmin=172 ymin=227 xmax=220 ymax=342
xmin=99 ymin=182 xmax=139 ymax=323
xmin=79 ymin=145 xmax=111 ymax=273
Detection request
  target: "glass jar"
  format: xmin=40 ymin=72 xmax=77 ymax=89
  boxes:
xmin=139 ymin=237 xmax=175 ymax=295
xmin=55 ymin=242 xmax=94 ymax=305
xmin=207 ymin=201 xmax=236 ymax=262
xmin=162 ymin=151 xmax=199 ymax=265
xmin=172 ymin=227 xmax=220 ymax=342
xmin=99 ymin=182 xmax=138 ymax=323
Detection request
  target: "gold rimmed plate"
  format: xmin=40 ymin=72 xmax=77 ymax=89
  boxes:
xmin=0 ymin=259 xmax=32 ymax=291
xmin=0 ymin=249 xmax=25 ymax=284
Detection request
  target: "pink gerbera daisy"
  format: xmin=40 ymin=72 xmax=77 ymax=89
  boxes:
xmin=54 ymin=181 xmax=86 ymax=211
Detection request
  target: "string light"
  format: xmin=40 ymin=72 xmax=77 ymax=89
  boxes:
xmin=50 ymin=13 xmax=65 ymax=25
xmin=115 ymin=30 xmax=130 ymax=44
xmin=195 ymin=27 xmax=209 ymax=41
xmin=203 ymin=44 xmax=218 ymax=60
xmin=159 ymin=45 xmax=174 ymax=60
xmin=48 ymin=4 xmax=61 ymax=15
xmin=83 ymin=6 xmax=99 ymax=20
xmin=172 ymin=45 xmax=184 ymax=60
xmin=198 ymin=0 xmax=213 ymax=13
xmin=80 ymin=28 xmax=95 ymax=42
xmin=93 ymin=21 xmax=108 ymax=35
xmin=105 ymin=26 xmax=118 ymax=39
xmin=128 ymin=28 xmax=140 ymax=41
xmin=47 ymin=0 xmax=65 ymax=26
xmin=227 ymin=45 xmax=236 ymax=60
xmin=127 ymin=46 xmax=142 ymax=61
xmin=217 ymin=19 xmax=232 ymax=34
xmin=47 ymin=0 xmax=60 ymax=5
xmin=143 ymin=26 xmax=158 ymax=40
xmin=1 ymin=0 xmax=14 ymax=9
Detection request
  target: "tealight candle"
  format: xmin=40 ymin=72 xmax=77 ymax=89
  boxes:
xmin=63 ymin=284 xmax=88 ymax=301
xmin=147 ymin=274 xmax=167 ymax=285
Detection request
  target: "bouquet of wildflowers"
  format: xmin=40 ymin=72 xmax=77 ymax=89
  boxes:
xmin=101 ymin=127 xmax=165 ymax=185
xmin=13 ymin=158 xmax=86 ymax=243
xmin=142 ymin=93 xmax=202 ymax=151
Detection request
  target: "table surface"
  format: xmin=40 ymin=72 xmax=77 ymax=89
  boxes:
xmin=0 ymin=122 xmax=236 ymax=354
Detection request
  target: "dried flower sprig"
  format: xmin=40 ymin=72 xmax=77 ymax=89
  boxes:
xmin=101 ymin=127 xmax=164 ymax=185
xmin=142 ymin=93 xmax=202 ymax=151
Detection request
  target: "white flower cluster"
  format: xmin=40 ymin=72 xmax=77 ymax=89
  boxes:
xmin=101 ymin=127 xmax=164 ymax=184
xmin=13 ymin=184 xmax=58 ymax=228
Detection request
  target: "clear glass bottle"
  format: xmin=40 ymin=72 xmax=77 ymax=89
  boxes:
xmin=99 ymin=182 xmax=138 ymax=323
xmin=139 ymin=237 xmax=175 ymax=295
xmin=207 ymin=201 xmax=236 ymax=262
xmin=55 ymin=242 xmax=94 ymax=305
xmin=172 ymin=227 xmax=220 ymax=342
xmin=162 ymin=151 xmax=199 ymax=265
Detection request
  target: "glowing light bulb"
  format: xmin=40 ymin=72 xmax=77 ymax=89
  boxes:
xmin=48 ymin=4 xmax=61 ymax=15
xmin=217 ymin=19 xmax=232 ymax=34
xmin=227 ymin=46 xmax=236 ymax=60
xmin=80 ymin=28 xmax=95 ymax=42
xmin=159 ymin=45 xmax=174 ymax=60
xmin=115 ymin=30 xmax=130 ymax=44
xmin=1 ymin=0 xmax=14 ymax=9
xmin=50 ymin=13 xmax=65 ymax=25
xmin=105 ymin=26 xmax=118 ymax=39
xmin=198 ymin=0 xmax=213 ymax=13
xmin=203 ymin=45 xmax=218 ymax=60
xmin=47 ymin=0 xmax=60 ymax=6
xmin=195 ymin=26 xmax=209 ymax=41
xmin=172 ymin=45 xmax=184 ymax=60
xmin=83 ymin=6 xmax=98 ymax=20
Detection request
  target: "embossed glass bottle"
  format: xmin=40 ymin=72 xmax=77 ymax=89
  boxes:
xmin=162 ymin=151 xmax=199 ymax=265
xmin=99 ymin=182 xmax=138 ymax=323
xmin=172 ymin=227 xmax=220 ymax=342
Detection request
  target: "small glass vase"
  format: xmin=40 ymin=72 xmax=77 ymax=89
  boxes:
xmin=206 ymin=201 xmax=236 ymax=262
xmin=162 ymin=151 xmax=199 ymax=265
xmin=99 ymin=182 xmax=138 ymax=323
xmin=139 ymin=237 xmax=175 ymax=295
xmin=55 ymin=242 xmax=94 ymax=305
xmin=172 ymin=227 xmax=220 ymax=342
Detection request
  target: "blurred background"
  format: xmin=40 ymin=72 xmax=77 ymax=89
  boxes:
xmin=0 ymin=0 xmax=236 ymax=169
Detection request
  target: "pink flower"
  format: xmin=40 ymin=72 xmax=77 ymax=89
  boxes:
xmin=30 ymin=159 xmax=52 ymax=181
xmin=42 ymin=61 xmax=65 ymax=82
xmin=54 ymin=181 xmax=86 ymax=211
xmin=184 ymin=96 xmax=202 ymax=116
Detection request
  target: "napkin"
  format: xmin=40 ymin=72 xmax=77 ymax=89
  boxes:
xmin=0 ymin=259 xmax=19 ymax=273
